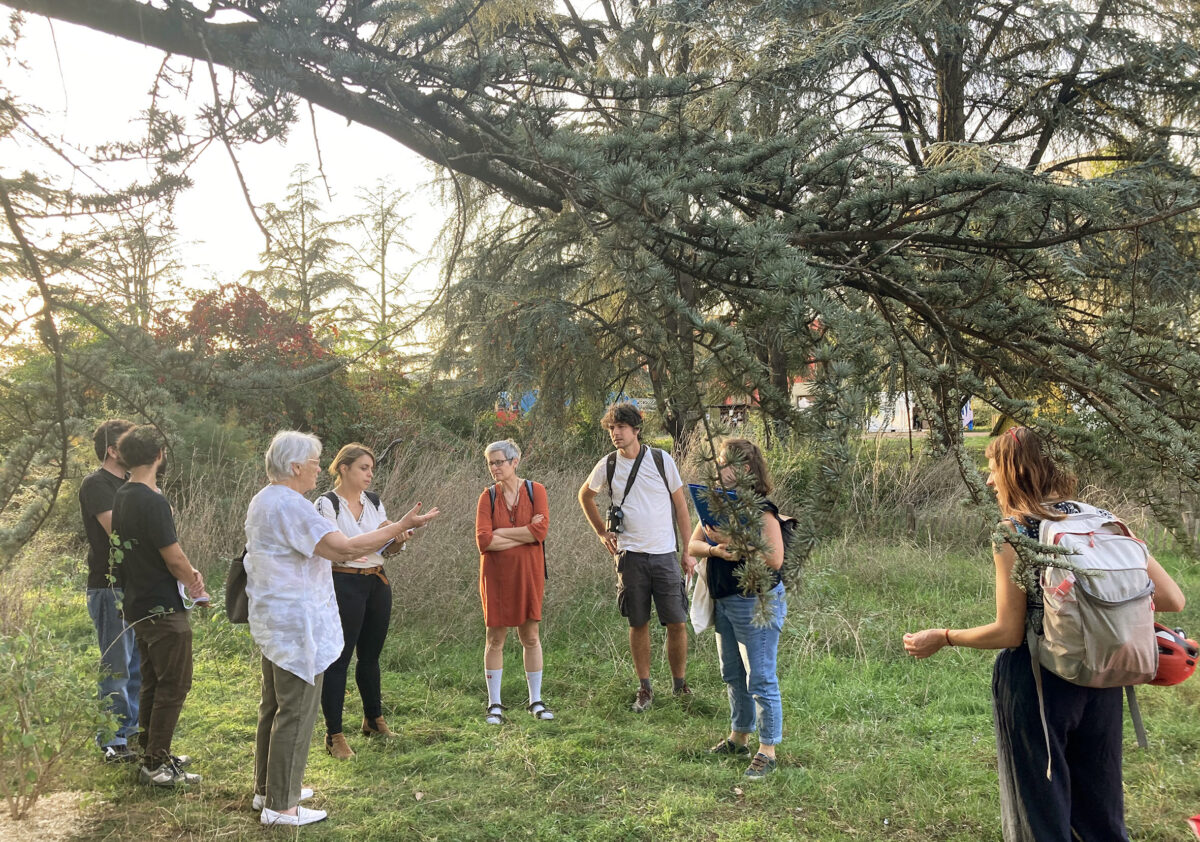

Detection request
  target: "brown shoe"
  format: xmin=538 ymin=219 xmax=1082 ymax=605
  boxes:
xmin=361 ymin=716 xmax=395 ymax=738
xmin=325 ymin=733 xmax=354 ymax=760
xmin=631 ymin=687 xmax=653 ymax=713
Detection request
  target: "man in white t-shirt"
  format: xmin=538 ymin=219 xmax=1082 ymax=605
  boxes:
xmin=579 ymin=402 xmax=696 ymax=713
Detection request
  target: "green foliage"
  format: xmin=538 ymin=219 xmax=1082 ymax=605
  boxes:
xmin=152 ymin=283 xmax=362 ymax=444
xmin=346 ymin=179 xmax=416 ymax=346
xmin=0 ymin=620 xmax=110 ymax=819
xmin=8 ymin=0 xmax=1200 ymax=561
xmin=244 ymin=165 xmax=360 ymax=324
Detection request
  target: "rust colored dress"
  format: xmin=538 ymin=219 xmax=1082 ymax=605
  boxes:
xmin=475 ymin=481 xmax=550 ymax=628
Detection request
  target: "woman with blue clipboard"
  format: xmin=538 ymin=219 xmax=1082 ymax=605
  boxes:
xmin=687 ymin=438 xmax=787 ymax=780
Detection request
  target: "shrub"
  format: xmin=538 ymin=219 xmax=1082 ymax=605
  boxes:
xmin=0 ymin=615 xmax=110 ymax=819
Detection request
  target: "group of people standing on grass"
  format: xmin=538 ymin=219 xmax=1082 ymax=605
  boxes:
xmin=79 ymin=405 xmax=1184 ymax=839
xmin=79 ymin=423 xmax=440 ymax=826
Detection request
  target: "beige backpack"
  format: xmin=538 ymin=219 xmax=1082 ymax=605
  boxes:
xmin=1028 ymin=502 xmax=1157 ymax=779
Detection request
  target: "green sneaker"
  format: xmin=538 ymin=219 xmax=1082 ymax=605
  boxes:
xmin=744 ymin=752 xmax=777 ymax=780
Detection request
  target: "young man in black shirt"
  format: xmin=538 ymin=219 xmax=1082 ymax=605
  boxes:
xmin=79 ymin=419 xmax=140 ymax=763
xmin=112 ymin=425 xmax=205 ymax=787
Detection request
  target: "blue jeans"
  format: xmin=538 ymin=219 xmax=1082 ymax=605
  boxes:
xmin=86 ymin=588 xmax=141 ymax=748
xmin=714 ymin=583 xmax=786 ymax=746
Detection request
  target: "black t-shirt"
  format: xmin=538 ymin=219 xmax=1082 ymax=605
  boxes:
xmin=707 ymin=499 xmax=784 ymax=600
xmin=79 ymin=467 xmax=125 ymax=590
xmin=111 ymin=481 xmax=183 ymax=622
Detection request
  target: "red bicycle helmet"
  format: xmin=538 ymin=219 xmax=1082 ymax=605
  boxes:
xmin=1150 ymin=623 xmax=1199 ymax=687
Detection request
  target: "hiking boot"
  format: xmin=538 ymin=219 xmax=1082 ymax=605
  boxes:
xmin=361 ymin=716 xmax=396 ymax=737
xmin=325 ymin=733 xmax=355 ymax=760
xmin=631 ymin=687 xmax=653 ymax=713
xmin=672 ymin=681 xmax=693 ymax=697
xmin=709 ymin=738 xmax=751 ymax=757
xmin=744 ymin=752 xmax=777 ymax=780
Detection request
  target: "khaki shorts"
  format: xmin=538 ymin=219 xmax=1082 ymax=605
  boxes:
xmin=615 ymin=551 xmax=688 ymax=627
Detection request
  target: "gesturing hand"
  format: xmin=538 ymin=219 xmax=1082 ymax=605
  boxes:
xmin=398 ymin=502 xmax=441 ymax=532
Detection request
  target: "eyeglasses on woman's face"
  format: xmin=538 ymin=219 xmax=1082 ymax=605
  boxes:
xmin=487 ymin=457 xmax=513 ymax=468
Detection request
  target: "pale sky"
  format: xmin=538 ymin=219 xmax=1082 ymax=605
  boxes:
xmin=7 ymin=16 xmax=447 ymax=302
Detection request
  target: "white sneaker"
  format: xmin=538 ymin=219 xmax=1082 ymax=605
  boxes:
xmin=139 ymin=759 xmax=201 ymax=787
xmin=260 ymin=805 xmax=328 ymax=827
xmin=139 ymin=762 xmax=176 ymax=787
xmin=253 ymin=787 xmax=313 ymax=811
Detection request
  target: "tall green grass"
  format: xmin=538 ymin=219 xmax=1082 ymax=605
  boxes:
xmin=7 ymin=435 xmax=1200 ymax=840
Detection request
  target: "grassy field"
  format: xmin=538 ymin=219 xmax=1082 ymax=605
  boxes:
xmin=17 ymin=535 xmax=1200 ymax=841
xmin=7 ymin=437 xmax=1200 ymax=840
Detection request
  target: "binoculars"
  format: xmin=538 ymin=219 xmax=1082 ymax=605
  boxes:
xmin=605 ymin=504 xmax=625 ymax=534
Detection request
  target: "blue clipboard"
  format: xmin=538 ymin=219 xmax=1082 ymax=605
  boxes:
xmin=688 ymin=483 xmax=739 ymax=529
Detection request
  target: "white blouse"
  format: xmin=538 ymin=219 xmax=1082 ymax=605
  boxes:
xmin=314 ymin=489 xmax=392 ymax=569
xmin=244 ymin=484 xmax=343 ymax=685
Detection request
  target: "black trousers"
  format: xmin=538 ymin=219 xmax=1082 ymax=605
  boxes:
xmin=992 ymin=645 xmax=1129 ymax=842
xmin=320 ymin=571 xmax=392 ymax=735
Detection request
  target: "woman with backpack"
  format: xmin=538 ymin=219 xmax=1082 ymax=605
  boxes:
xmin=315 ymin=442 xmax=414 ymax=759
xmin=688 ymin=438 xmax=787 ymax=780
xmin=903 ymin=426 xmax=1185 ymax=841
xmin=475 ymin=439 xmax=552 ymax=724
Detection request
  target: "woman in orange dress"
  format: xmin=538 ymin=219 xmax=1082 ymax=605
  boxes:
xmin=475 ymin=439 xmax=552 ymax=724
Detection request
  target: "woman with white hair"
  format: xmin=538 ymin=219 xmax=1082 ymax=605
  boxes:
xmin=245 ymin=431 xmax=439 ymax=827
xmin=474 ymin=439 xmax=551 ymax=723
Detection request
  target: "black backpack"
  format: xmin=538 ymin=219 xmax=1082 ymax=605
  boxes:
xmin=321 ymin=490 xmax=381 ymax=517
xmin=487 ymin=480 xmax=547 ymax=579
xmin=774 ymin=509 xmax=798 ymax=552
xmin=605 ymin=447 xmax=669 ymax=496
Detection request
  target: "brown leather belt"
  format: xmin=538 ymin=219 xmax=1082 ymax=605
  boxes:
xmin=331 ymin=565 xmax=389 ymax=585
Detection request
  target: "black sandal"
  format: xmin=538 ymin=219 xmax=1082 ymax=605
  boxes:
xmin=485 ymin=703 xmax=507 ymax=725
xmin=528 ymin=700 xmax=555 ymax=721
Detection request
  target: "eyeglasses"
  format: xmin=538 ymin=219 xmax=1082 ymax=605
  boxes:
xmin=487 ymin=458 xmax=513 ymax=468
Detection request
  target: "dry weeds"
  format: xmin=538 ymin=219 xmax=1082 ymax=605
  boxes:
xmin=0 ymin=791 xmax=96 ymax=841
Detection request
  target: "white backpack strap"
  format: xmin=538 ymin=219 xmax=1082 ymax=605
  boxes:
xmin=1026 ymin=626 xmax=1054 ymax=781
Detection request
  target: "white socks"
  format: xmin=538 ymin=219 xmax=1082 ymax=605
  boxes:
xmin=487 ymin=668 xmax=548 ymax=712
xmin=485 ymin=669 xmax=503 ymax=706
xmin=526 ymin=670 xmax=543 ymax=703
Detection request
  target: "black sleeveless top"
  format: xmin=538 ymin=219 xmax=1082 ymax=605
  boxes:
xmin=706 ymin=499 xmax=784 ymax=600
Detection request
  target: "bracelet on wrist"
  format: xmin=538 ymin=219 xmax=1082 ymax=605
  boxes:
xmin=944 ymin=628 xmax=954 ymax=647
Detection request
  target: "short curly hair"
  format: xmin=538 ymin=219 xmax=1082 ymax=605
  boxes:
xmin=93 ymin=419 xmax=134 ymax=461
xmin=601 ymin=402 xmax=643 ymax=431
xmin=116 ymin=425 xmax=165 ymax=469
